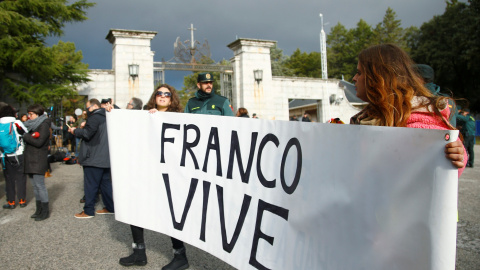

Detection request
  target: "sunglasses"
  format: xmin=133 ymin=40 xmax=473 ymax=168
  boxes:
xmin=156 ymin=91 xmax=172 ymax=97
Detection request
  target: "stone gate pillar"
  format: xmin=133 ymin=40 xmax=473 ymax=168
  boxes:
xmin=106 ymin=29 xmax=157 ymax=108
xmin=228 ymin=39 xmax=276 ymax=119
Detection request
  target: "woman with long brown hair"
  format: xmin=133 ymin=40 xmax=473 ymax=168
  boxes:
xmin=145 ymin=84 xmax=182 ymax=112
xmin=351 ymin=43 xmax=466 ymax=173
xmin=119 ymin=84 xmax=185 ymax=268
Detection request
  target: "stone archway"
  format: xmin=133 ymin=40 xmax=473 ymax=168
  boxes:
xmin=78 ymin=29 xmax=364 ymax=121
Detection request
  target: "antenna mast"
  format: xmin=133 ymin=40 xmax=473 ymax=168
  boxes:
xmin=319 ymin=13 xmax=328 ymax=79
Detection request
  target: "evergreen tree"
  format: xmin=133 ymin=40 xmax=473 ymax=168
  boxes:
xmin=0 ymin=0 xmax=94 ymax=106
xmin=270 ymin=45 xmax=294 ymax=76
xmin=326 ymin=23 xmax=352 ymax=80
xmin=327 ymin=20 xmax=373 ymax=81
xmin=411 ymin=0 xmax=480 ymax=109
xmin=373 ymin=8 xmax=406 ymax=47
xmin=284 ymin=49 xmax=321 ymax=78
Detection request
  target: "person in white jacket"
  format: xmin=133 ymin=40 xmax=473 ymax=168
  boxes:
xmin=0 ymin=104 xmax=28 ymax=209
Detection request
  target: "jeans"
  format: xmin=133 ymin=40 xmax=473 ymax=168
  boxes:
xmin=83 ymin=166 xmax=114 ymax=216
xmin=29 ymin=173 xmax=48 ymax=202
xmin=75 ymin=138 xmax=81 ymax=157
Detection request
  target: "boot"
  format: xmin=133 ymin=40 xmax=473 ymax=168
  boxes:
xmin=35 ymin=202 xmax=49 ymax=221
xmin=119 ymin=243 xmax=147 ymax=266
xmin=162 ymin=247 xmax=189 ymax=270
xmin=31 ymin=200 xmax=42 ymax=218
xmin=2 ymin=201 xmax=16 ymax=209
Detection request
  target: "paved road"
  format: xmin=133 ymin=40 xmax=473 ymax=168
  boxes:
xmin=1 ymin=146 xmax=479 ymax=269
xmin=0 ymin=161 xmax=235 ymax=270
xmin=456 ymin=144 xmax=480 ymax=269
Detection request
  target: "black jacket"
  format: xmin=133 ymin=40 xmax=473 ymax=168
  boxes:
xmin=75 ymin=108 xmax=110 ymax=168
xmin=23 ymin=118 xmax=51 ymax=174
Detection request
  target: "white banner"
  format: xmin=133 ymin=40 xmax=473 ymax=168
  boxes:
xmin=106 ymin=110 xmax=458 ymax=270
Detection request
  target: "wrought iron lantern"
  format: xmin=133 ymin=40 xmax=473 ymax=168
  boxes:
xmin=253 ymin=69 xmax=263 ymax=85
xmin=128 ymin=64 xmax=139 ymax=80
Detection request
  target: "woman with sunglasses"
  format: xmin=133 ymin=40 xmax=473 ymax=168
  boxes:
xmin=119 ymin=84 xmax=183 ymax=267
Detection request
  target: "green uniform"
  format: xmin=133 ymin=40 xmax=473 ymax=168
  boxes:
xmin=184 ymin=90 xmax=234 ymax=116
xmin=457 ymin=114 xmax=476 ymax=137
xmin=457 ymin=113 xmax=476 ymax=167
xmin=172 ymin=76 xmax=234 ymax=258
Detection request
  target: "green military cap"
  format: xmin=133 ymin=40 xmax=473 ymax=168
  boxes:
xmin=197 ymin=72 xmax=214 ymax=83
xmin=414 ymin=64 xmax=435 ymax=83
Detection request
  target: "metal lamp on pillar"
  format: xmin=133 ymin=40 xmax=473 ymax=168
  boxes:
xmin=128 ymin=64 xmax=139 ymax=81
xmin=253 ymin=69 xmax=263 ymax=86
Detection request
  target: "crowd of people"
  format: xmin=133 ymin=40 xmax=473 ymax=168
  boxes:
xmin=0 ymin=44 xmax=476 ymax=269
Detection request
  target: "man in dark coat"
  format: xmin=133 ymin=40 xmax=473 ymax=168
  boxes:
xmin=69 ymin=98 xmax=114 ymax=218
xmin=302 ymin=112 xmax=311 ymax=122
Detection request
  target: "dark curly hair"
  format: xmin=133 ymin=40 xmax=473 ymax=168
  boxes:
xmin=145 ymin=84 xmax=182 ymax=112
xmin=27 ymin=104 xmax=45 ymax=116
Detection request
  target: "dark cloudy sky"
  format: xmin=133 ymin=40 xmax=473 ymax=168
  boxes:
xmin=47 ymin=0 xmax=456 ymax=90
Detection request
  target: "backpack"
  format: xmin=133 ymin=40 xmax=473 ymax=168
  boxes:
xmin=0 ymin=122 xmax=19 ymax=155
xmin=0 ymin=122 xmax=20 ymax=169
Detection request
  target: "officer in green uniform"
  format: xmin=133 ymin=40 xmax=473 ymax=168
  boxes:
xmin=457 ymin=108 xmax=476 ymax=167
xmin=415 ymin=64 xmax=457 ymax=127
xmin=163 ymin=72 xmax=234 ymax=270
xmin=184 ymin=72 xmax=234 ymax=116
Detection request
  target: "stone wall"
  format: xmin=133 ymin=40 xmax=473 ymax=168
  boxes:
xmin=271 ymin=77 xmax=361 ymax=122
xmin=228 ymin=38 xmax=361 ymax=121
xmin=77 ymin=69 xmax=115 ymax=103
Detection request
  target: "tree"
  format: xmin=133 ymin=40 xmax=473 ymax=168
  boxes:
xmin=0 ymin=0 xmax=95 ymax=106
xmin=326 ymin=9 xmax=414 ymax=81
xmin=270 ymin=45 xmax=293 ymax=76
xmin=372 ymin=8 xmax=406 ymax=47
xmin=403 ymin=26 xmax=421 ymax=52
xmin=284 ymin=49 xmax=321 ymax=78
xmin=326 ymin=20 xmax=374 ymax=81
xmin=410 ymin=0 xmax=480 ymax=109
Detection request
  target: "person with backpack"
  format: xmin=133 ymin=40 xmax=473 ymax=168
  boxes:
xmin=22 ymin=104 xmax=52 ymax=221
xmin=0 ymin=104 xmax=28 ymax=209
